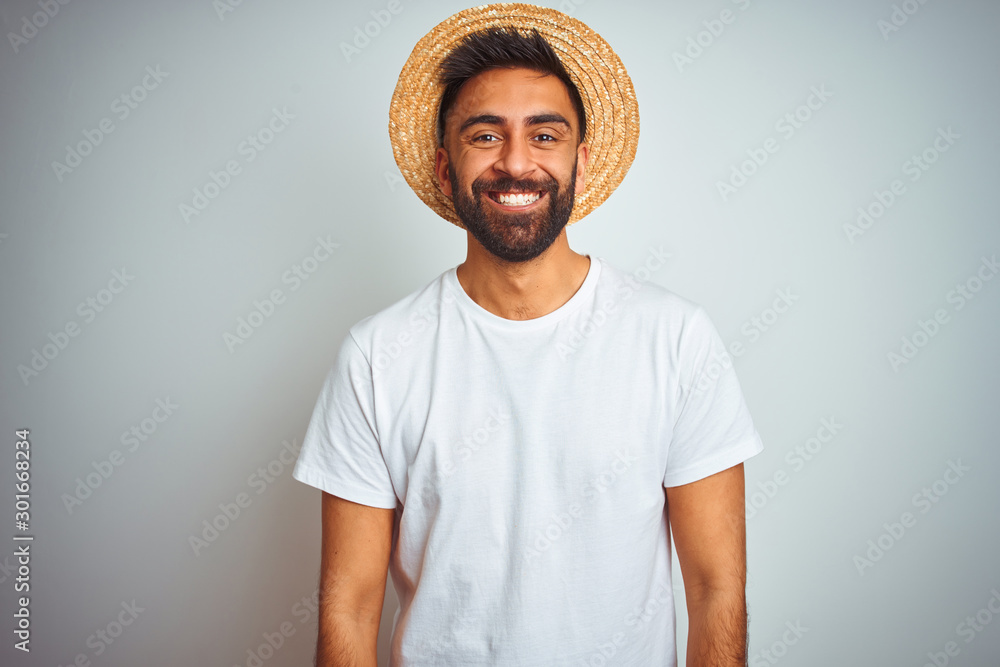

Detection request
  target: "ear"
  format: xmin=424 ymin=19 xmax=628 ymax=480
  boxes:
xmin=574 ymin=141 xmax=589 ymax=195
xmin=435 ymin=146 xmax=453 ymax=198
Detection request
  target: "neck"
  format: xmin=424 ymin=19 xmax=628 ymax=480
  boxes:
xmin=455 ymin=231 xmax=591 ymax=321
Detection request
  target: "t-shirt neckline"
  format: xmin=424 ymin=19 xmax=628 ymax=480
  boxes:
xmin=445 ymin=255 xmax=601 ymax=331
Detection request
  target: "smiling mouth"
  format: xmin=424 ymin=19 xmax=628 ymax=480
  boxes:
xmin=486 ymin=191 xmax=545 ymax=208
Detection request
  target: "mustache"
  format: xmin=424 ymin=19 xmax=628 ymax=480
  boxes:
xmin=472 ymin=176 xmax=558 ymax=194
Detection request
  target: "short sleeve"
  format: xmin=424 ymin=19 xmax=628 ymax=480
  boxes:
xmin=663 ymin=306 xmax=764 ymax=488
xmin=292 ymin=331 xmax=398 ymax=508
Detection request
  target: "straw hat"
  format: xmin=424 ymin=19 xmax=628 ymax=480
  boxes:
xmin=388 ymin=3 xmax=639 ymax=228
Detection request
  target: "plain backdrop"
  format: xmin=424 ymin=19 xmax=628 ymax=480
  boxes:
xmin=1 ymin=0 xmax=999 ymax=665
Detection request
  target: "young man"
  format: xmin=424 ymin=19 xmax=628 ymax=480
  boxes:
xmin=292 ymin=5 xmax=764 ymax=666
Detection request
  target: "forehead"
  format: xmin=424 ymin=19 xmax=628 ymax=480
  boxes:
xmin=447 ymin=67 xmax=576 ymax=130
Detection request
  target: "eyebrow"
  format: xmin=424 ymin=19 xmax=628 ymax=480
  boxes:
xmin=458 ymin=113 xmax=572 ymax=134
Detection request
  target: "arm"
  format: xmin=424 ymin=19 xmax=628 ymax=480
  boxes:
xmin=665 ymin=463 xmax=748 ymax=667
xmin=316 ymin=491 xmax=395 ymax=667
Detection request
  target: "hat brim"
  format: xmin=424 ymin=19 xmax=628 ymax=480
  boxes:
xmin=388 ymin=2 xmax=639 ymax=229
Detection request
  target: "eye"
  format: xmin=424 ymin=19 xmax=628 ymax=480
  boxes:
xmin=535 ymin=134 xmax=556 ymax=142
xmin=473 ymin=133 xmax=499 ymax=143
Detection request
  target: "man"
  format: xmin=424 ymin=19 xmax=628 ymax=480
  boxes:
xmin=292 ymin=5 xmax=763 ymax=666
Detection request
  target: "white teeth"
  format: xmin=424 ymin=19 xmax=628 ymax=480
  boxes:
xmin=496 ymin=191 xmax=541 ymax=206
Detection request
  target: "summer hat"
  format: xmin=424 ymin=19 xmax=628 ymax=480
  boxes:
xmin=388 ymin=3 xmax=639 ymax=228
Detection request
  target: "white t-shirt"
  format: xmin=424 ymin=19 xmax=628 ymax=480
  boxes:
xmin=293 ymin=255 xmax=763 ymax=666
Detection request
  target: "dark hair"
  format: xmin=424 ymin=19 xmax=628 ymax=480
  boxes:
xmin=436 ymin=26 xmax=587 ymax=148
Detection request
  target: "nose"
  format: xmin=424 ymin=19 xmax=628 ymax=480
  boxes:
xmin=492 ymin=133 xmax=537 ymax=181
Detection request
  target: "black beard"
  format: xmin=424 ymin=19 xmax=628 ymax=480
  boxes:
xmin=448 ymin=157 xmax=578 ymax=263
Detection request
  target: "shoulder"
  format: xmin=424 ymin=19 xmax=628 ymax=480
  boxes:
xmin=345 ymin=267 xmax=454 ymax=359
xmin=593 ymin=256 xmax=712 ymax=331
